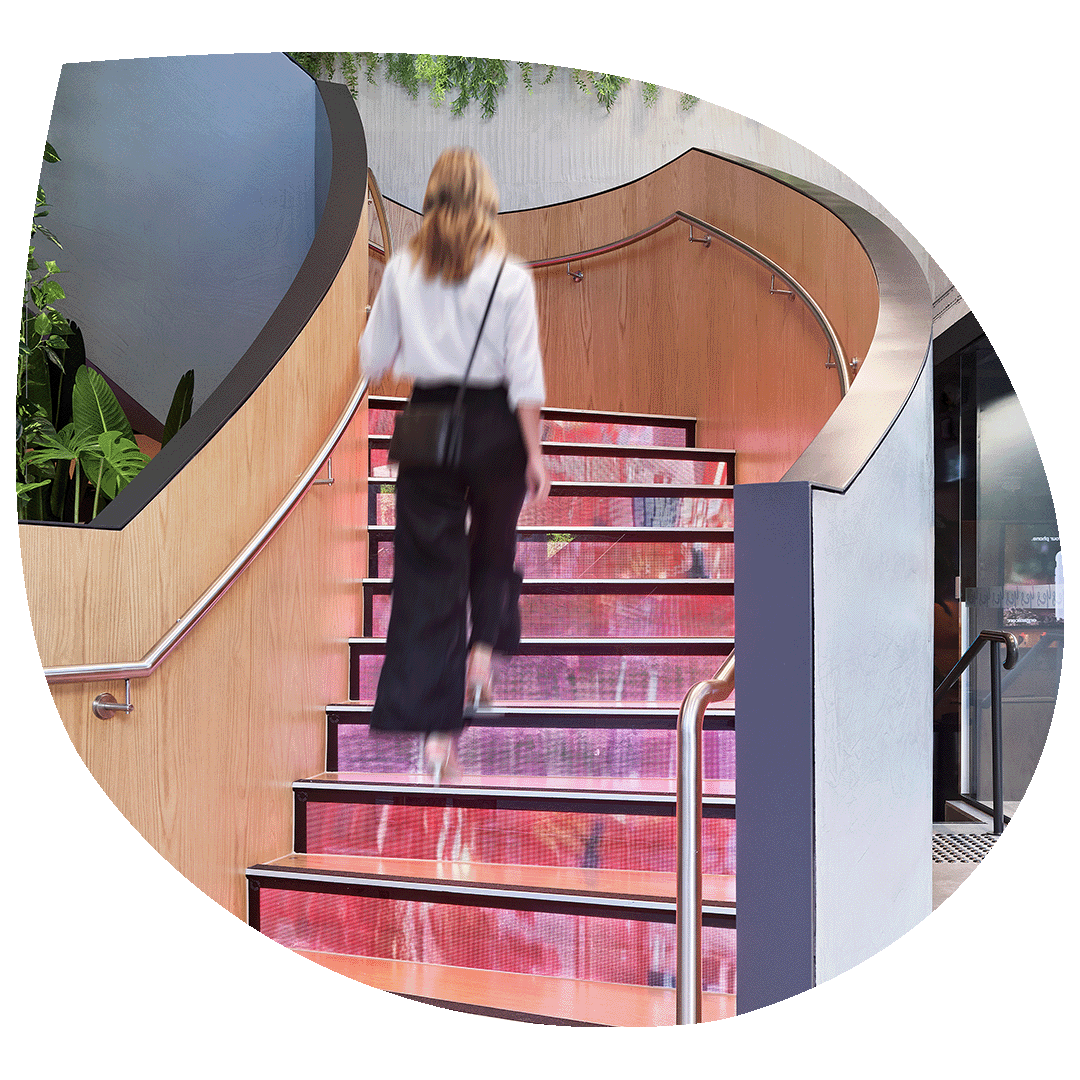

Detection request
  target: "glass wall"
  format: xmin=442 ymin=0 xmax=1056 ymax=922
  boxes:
xmin=933 ymin=315 xmax=1063 ymax=821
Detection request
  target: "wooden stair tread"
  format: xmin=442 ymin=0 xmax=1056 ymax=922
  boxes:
xmin=349 ymin=636 xmax=734 ymax=653
xmin=362 ymin=576 xmax=734 ymax=592
xmin=257 ymin=852 xmax=736 ymax=904
xmin=367 ymin=524 xmax=734 ymax=538
xmin=369 ymin=478 xmax=733 ymax=497
xmin=368 ymin=432 xmax=733 ymax=458
xmin=304 ymin=771 xmax=736 ymax=798
xmin=326 ymin=701 xmax=735 ymax=714
xmin=368 ymin=394 xmax=698 ymax=426
xmin=295 ymin=949 xmax=735 ymax=1026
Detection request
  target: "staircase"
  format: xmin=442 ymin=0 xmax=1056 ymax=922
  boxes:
xmin=246 ymin=397 xmax=738 ymax=1026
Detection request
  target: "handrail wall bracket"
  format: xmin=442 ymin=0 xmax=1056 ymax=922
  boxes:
xmin=93 ymin=679 xmax=134 ymax=719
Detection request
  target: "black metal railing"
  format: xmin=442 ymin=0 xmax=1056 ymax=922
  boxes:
xmin=934 ymin=630 xmax=1020 ymax=835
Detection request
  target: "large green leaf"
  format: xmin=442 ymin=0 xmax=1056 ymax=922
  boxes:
xmin=80 ymin=430 xmax=150 ymax=516
xmin=161 ymin=368 xmax=195 ymax=447
xmin=71 ymin=365 xmax=132 ymax=441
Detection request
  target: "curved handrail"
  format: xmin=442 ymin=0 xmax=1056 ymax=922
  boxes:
xmin=526 ymin=209 xmax=852 ymax=397
xmin=366 ymin=166 xmax=393 ymax=261
xmin=675 ymin=650 xmax=736 ymax=1025
xmin=43 ymin=169 xmax=394 ymax=689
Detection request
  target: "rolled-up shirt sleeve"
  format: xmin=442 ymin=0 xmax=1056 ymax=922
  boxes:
xmin=358 ymin=257 xmax=402 ymax=381
xmin=503 ymin=265 xmax=546 ymax=409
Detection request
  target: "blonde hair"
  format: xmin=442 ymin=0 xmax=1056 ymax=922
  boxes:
xmin=408 ymin=147 xmax=506 ymax=282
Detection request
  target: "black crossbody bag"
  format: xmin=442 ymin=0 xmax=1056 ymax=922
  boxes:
xmin=387 ymin=257 xmax=506 ymax=469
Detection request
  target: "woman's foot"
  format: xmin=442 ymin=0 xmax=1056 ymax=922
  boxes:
xmin=464 ymin=644 xmax=494 ymax=716
xmin=423 ymin=732 xmax=460 ymax=786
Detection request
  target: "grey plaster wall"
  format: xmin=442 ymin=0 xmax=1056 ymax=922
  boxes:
xmin=810 ymin=360 xmax=936 ymax=982
xmin=41 ymin=53 xmax=323 ymax=421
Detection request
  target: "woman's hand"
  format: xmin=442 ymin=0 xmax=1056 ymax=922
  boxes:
xmin=524 ymin=451 xmax=550 ymax=507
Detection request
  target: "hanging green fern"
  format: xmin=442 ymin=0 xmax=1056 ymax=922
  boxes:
xmin=285 ymin=52 xmax=696 ymax=117
xmin=591 ymin=73 xmax=627 ymax=111
xmin=338 ymin=52 xmax=359 ymax=95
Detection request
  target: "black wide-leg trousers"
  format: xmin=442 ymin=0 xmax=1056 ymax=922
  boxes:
xmin=370 ymin=386 xmax=528 ymax=735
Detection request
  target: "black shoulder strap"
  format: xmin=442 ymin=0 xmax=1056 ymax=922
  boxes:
xmin=455 ymin=256 xmax=507 ymax=407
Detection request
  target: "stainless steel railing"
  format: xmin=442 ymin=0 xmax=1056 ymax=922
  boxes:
xmin=42 ymin=169 xmax=392 ymax=704
xmin=675 ymin=650 xmax=735 ymax=1024
xmin=527 ymin=209 xmax=854 ymax=396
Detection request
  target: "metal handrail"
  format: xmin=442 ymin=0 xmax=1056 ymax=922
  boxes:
xmin=43 ymin=169 xmax=392 ymax=698
xmin=934 ymin=630 xmax=1020 ymax=835
xmin=526 ymin=209 xmax=852 ymax=397
xmin=675 ymin=650 xmax=735 ymax=1024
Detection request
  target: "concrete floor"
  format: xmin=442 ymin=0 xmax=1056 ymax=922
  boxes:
xmin=932 ymin=861 xmax=980 ymax=910
xmin=931 ymin=822 xmax=998 ymax=910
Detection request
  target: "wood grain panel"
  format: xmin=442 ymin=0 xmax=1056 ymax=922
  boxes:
xmin=19 ymin=204 xmax=370 ymax=920
xmin=365 ymin=151 xmax=877 ymax=482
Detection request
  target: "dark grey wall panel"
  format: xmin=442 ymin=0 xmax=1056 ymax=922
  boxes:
xmin=734 ymin=479 xmax=815 ymax=1014
xmin=41 ymin=54 xmax=319 ymax=421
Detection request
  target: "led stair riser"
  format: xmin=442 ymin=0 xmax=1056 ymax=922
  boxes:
xmin=246 ymin=404 xmax=737 ymax=1024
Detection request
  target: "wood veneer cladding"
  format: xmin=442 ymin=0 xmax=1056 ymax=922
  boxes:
xmin=365 ymin=152 xmax=878 ymax=483
xmin=18 ymin=207 xmax=370 ymax=921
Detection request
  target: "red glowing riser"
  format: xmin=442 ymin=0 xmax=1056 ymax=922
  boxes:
xmin=369 ymin=593 xmax=733 ymax=639
xmin=353 ymin=653 xmax=731 ymax=706
xmin=305 ymin=803 xmax=736 ymax=875
xmin=369 ymin=410 xmax=690 ymax=448
xmin=373 ymin=540 xmax=734 ymax=580
xmin=335 ymin=726 xmax=736 ymax=780
xmin=261 ymin=890 xmax=737 ymax=993
xmin=370 ymin=447 xmax=727 ymax=486
xmin=371 ymin=491 xmax=733 ymax=529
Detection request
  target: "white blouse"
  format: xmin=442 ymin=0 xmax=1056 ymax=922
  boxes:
xmin=358 ymin=247 xmax=546 ymax=409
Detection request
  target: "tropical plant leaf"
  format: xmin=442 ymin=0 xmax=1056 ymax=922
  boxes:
xmin=81 ymin=430 xmax=150 ymax=507
xmin=25 ymin=421 xmax=92 ymax=466
xmin=71 ymin=365 xmax=133 ymax=441
xmin=161 ymin=368 xmax=195 ymax=447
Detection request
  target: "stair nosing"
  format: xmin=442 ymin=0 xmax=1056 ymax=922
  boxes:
xmin=367 ymin=433 xmax=734 ymax=457
xmin=325 ymin=701 xmax=735 ymax=713
xmin=368 ymin=395 xmax=700 ymax=425
xmin=361 ymin=576 xmax=734 ymax=587
xmin=293 ymin=775 xmax=736 ymax=805
xmin=368 ymin=477 xmax=734 ymax=495
xmin=247 ymin=856 xmax=736 ymax=916
xmin=348 ymin=635 xmax=734 ymax=644
xmin=367 ymin=524 xmax=734 ymax=537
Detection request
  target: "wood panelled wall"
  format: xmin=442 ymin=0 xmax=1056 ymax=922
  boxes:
xmin=18 ymin=207 xmax=370 ymax=921
xmin=373 ymin=150 xmax=878 ymax=484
